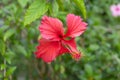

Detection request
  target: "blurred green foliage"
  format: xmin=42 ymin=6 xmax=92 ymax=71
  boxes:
xmin=0 ymin=0 xmax=120 ymax=80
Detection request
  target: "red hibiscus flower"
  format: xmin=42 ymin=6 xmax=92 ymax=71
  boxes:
xmin=35 ymin=14 xmax=87 ymax=63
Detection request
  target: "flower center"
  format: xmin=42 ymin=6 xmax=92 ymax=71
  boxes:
xmin=58 ymin=34 xmax=63 ymax=39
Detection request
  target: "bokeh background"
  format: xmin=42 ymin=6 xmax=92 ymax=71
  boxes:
xmin=0 ymin=0 xmax=120 ymax=80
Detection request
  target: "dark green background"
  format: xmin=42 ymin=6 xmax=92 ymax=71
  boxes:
xmin=0 ymin=0 xmax=120 ymax=80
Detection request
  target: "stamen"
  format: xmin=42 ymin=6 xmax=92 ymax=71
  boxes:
xmin=70 ymin=52 xmax=81 ymax=61
xmin=63 ymin=43 xmax=81 ymax=61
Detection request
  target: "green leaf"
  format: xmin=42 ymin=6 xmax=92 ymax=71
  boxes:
xmin=85 ymin=64 xmax=93 ymax=76
xmin=60 ymin=65 xmax=65 ymax=73
xmin=16 ymin=45 xmax=27 ymax=56
xmin=0 ymin=26 xmax=9 ymax=37
xmin=18 ymin=0 xmax=29 ymax=8
xmin=3 ymin=29 xmax=15 ymax=42
xmin=54 ymin=0 xmax=59 ymax=15
xmin=49 ymin=0 xmax=59 ymax=17
xmin=4 ymin=78 xmax=8 ymax=80
xmin=24 ymin=0 xmax=49 ymax=26
xmin=0 ymin=26 xmax=8 ymax=33
xmin=73 ymin=0 xmax=87 ymax=19
xmin=0 ymin=40 xmax=5 ymax=55
xmin=6 ymin=67 xmax=16 ymax=76
xmin=56 ymin=0 xmax=64 ymax=11
xmin=0 ymin=64 xmax=7 ymax=70
xmin=0 ymin=74 xmax=3 ymax=78
xmin=5 ymin=51 xmax=15 ymax=64
xmin=89 ymin=44 xmax=99 ymax=51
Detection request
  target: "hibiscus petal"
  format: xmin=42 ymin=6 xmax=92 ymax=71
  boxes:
xmin=65 ymin=14 xmax=87 ymax=38
xmin=35 ymin=38 xmax=61 ymax=62
xmin=63 ymin=38 xmax=77 ymax=51
xmin=62 ymin=38 xmax=81 ymax=61
xmin=110 ymin=5 xmax=116 ymax=12
xmin=58 ymin=46 xmax=68 ymax=55
xmin=39 ymin=16 xmax=64 ymax=41
xmin=58 ymin=38 xmax=77 ymax=55
xmin=110 ymin=5 xmax=120 ymax=17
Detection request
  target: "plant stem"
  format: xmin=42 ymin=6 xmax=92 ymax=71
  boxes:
xmin=4 ymin=59 xmax=6 ymax=78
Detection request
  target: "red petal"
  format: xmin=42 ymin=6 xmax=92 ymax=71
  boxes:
xmin=65 ymin=14 xmax=87 ymax=38
xmin=63 ymin=38 xmax=77 ymax=49
xmin=58 ymin=46 xmax=68 ymax=55
xmin=58 ymin=38 xmax=77 ymax=55
xmin=62 ymin=38 xmax=81 ymax=61
xmin=39 ymin=16 xmax=64 ymax=41
xmin=35 ymin=38 xmax=61 ymax=62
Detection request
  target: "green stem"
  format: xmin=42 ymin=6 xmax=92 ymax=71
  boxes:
xmin=4 ymin=59 xmax=6 ymax=79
